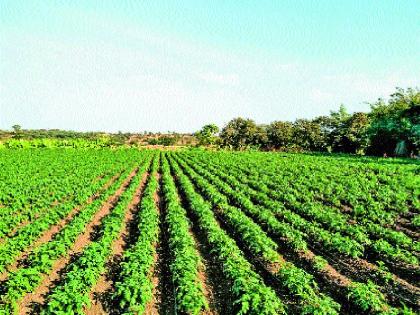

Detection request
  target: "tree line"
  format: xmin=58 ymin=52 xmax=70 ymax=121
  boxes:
xmin=196 ymin=87 xmax=419 ymax=156
xmin=3 ymin=87 xmax=418 ymax=155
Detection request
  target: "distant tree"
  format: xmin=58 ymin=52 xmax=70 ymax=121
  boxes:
xmin=254 ymin=124 xmax=269 ymax=149
xmin=12 ymin=125 xmax=23 ymax=139
xmin=109 ymin=131 xmax=129 ymax=146
xmin=220 ymin=118 xmax=262 ymax=150
xmin=12 ymin=124 xmax=21 ymax=133
xmin=266 ymin=121 xmax=294 ymax=149
xmin=292 ymin=119 xmax=326 ymax=151
xmin=312 ymin=106 xmax=370 ymax=154
xmin=312 ymin=115 xmax=333 ymax=151
xmin=195 ymin=124 xmax=219 ymax=146
xmin=159 ymin=135 xmax=179 ymax=146
xmin=343 ymin=112 xmax=370 ymax=154
xmin=147 ymin=138 xmax=159 ymax=145
xmin=367 ymin=87 xmax=420 ymax=156
xmin=147 ymin=135 xmax=179 ymax=146
xmin=328 ymin=105 xmax=351 ymax=151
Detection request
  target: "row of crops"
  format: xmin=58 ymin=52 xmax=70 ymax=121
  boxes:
xmin=0 ymin=148 xmax=418 ymax=314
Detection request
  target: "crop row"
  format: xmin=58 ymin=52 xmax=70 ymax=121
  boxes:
xmin=228 ymin=152 xmax=418 ymax=227
xmin=216 ymin=154 xmax=419 ymax=253
xmin=0 ymin=149 xmax=132 ymax=227
xmin=113 ymin=154 xmax=159 ymax=314
xmin=161 ymin=154 xmax=207 ymax=314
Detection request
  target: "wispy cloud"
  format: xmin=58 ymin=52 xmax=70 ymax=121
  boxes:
xmin=198 ymin=72 xmax=240 ymax=86
xmin=309 ymin=88 xmax=334 ymax=103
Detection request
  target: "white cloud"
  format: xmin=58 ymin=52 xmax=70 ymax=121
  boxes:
xmin=309 ymin=88 xmax=334 ymax=103
xmin=198 ymin=72 xmax=239 ymax=86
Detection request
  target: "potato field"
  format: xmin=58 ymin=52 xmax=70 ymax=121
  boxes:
xmin=0 ymin=149 xmax=418 ymax=315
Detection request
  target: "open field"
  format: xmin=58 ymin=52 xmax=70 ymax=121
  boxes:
xmin=0 ymin=148 xmax=418 ymax=314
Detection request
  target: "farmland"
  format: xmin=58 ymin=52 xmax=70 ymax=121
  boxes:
xmin=0 ymin=148 xmax=418 ymax=314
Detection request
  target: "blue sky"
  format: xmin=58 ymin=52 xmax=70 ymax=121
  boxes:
xmin=1 ymin=1 xmax=419 ymax=132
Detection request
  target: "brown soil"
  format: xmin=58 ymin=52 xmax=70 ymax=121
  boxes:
xmin=310 ymin=245 xmax=420 ymax=308
xmin=17 ymin=168 xmax=138 ymax=315
xmin=190 ymin=229 xmax=217 ymax=315
xmin=393 ymin=224 xmax=420 ymax=240
xmin=392 ymin=213 xmax=420 ymax=240
xmin=257 ymin=234 xmax=356 ymax=314
xmin=153 ymin=172 xmax=178 ymax=315
xmin=340 ymin=204 xmax=353 ymax=214
xmin=187 ymin=217 xmax=233 ymax=315
xmin=84 ymin=171 xmax=149 ymax=315
xmin=0 ymin=172 xmax=122 ymax=282
xmin=352 ymin=257 xmax=420 ymax=291
xmin=299 ymin=249 xmax=351 ymax=287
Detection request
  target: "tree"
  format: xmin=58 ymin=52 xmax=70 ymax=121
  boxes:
xmin=313 ymin=106 xmax=370 ymax=154
xmin=325 ymin=105 xmax=351 ymax=152
xmin=367 ymin=87 xmax=420 ymax=156
xmin=195 ymin=124 xmax=219 ymax=146
xmin=254 ymin=124 xmax=269 ymax=149
xmin=344 ymin=112 xmax=370 ymax=154
xmin=266 ymin=121 xmax=294 ymax=149
xmin=312 ymin=115 xmax=334 ymax=151
xmin=12 ymin=125 xmax=23 ymax=139
xmin=292 ymin=119 xmax=326 ymax=151
xmin=12 ymin=125 xmax=21 ymax=133
xmin=219 ymin=118 xmax=262 ymax=150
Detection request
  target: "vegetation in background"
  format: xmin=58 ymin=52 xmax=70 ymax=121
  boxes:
xmin=2 ymin=87 xmax=418 ymax=156
xmin=147 ymin=134 xmax=180 ymax=146
xmin=195 ymin=124 xmax=219 ymax=146
xmin=213 ymin=87 xmax=419 ymax=156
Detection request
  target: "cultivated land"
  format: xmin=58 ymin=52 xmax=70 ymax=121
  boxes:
xmin=0 ymin=148 xmax=418 ymax=314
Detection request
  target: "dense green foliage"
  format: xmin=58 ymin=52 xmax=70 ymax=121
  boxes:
xmin=214 ymin=87 xmax=420 ymax=156
xmin=195 ymin=124 xmax=219 ymax=146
